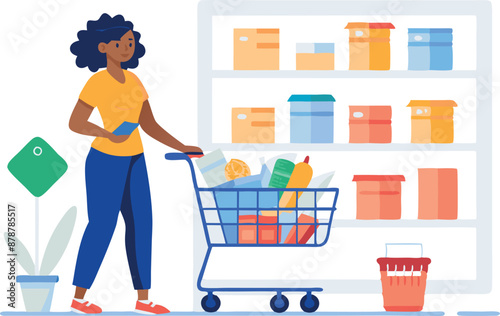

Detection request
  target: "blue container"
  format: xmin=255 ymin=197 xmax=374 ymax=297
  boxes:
xmin=408 ymin=28 xmax=453 ymax=70
xmin=288 ymin=94 xmax=335 ymax=143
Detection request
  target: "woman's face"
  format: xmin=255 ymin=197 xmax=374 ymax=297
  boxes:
xmin=98 ymin=30 xmax=135 ymax=63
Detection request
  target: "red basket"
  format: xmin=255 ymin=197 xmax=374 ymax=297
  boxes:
xmin=377 ymin=257 xmax=431 ymax=312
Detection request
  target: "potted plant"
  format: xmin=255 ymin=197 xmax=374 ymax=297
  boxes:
xmin=7 ymin=137 xmax=77 ymax=312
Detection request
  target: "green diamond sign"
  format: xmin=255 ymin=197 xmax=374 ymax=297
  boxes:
xmin=8 ymin=137 xmax=68 ymax=197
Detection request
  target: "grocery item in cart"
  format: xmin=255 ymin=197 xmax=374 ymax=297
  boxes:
xmin=408 ymin=28 xmax=453 ymax=70
xmin=232 ymin=107 xmax=275 ymax=143
xmin=345 ymin=22 xmax=395 ymax=70
xmin=262 ymin=154 xmax=296 ymax=188
xmin=215 ymin=160 xmax=277 ymax=243
xmin=296 ymin=43 xmax=335 ymax=70
xmin=349 ymin=106 xmax=392 ymax=143
xmin=238 ymin=215 xmax=279 ymax=244
xmin=418 ymin=168 xmax=458 ymax=219
xmin=266 ymin=158 xmax=295 ymax=200
xmin=377 ymin=243 xmax=431 ymax=311
xmin=225 ymin=159 xmax=251 ymax=180
xmin=297 ymin=171 xmax=335 ymax=207
xmin=407 ymin=100 xmax=457 ymax=143
xmin=278 ymin=156 xmax=313 ymax=214
xmin=284 ymin=211 xmax=319 ymax=244
xmin=288 ymin=94 xmax=335 ymax=143
xmin=279 ymin=171 xmax=335 ymax=243
xmin=353 ymin=175 xmax=405 ymax=219
xmin=195 ymin=149 xmax=227 ymax=187
xmin=234 ymin=28 xmax=279 ymax=70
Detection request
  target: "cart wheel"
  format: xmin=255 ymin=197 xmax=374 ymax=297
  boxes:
xmin=270 ymin=294 xmax=289 ymax=313
xmin=300 ymin=294 xmax=319 ymax=313
xmin=201 ymin=294 xmax=221 ymax=312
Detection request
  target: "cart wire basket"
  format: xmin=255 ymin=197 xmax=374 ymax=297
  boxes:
xmin=165 ymin=153 xmax=340 ymax=313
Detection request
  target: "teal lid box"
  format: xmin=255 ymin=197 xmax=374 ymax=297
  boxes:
xmin=408 ymin=28 xmax=453 ymax=70
xmin=288 ymin=94 xmax=335 ymax=143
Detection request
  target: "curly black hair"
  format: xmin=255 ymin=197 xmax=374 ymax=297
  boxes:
xmin=70 ymin=14 xmax=146 ymax=72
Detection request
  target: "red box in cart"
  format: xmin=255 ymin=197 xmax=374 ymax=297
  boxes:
xmin=238 ymin=215 xmax=280 ymax=244
xmin=349 ymin=106 xmax=392 ymax=143
xmin=353 ymin=175 xmax=405 ymax=219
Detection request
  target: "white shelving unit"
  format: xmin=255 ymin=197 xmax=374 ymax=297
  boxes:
xmin=197 ymin=0 xmax=492 ymax=295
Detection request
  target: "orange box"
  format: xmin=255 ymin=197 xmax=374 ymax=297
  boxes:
xmin=407 ymin=100 xmax=457 ymax=143
xmin=234 ymin=28 xmax=279 ymax=70
xmin=232 ymin=108 xmax=275 ymax=143
xmin=296 ymin=53 xmax=335 ymax=70
xmin=238 ymin=215 xmax=279 ymax=244
xmin=296 ymin=43 xmax=335 ymax=70
xmin=349 ymin=106 xmax=392 ymax=143
xmin=418 ymin=168 xmax=458 ymax=220
xmin=345 ymin=23 xmax=395 ymax=70
xmin=353 ymin=175 xmax=405 ymax=219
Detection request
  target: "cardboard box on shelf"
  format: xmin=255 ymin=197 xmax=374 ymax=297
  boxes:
xmin=418 ymin=168 xmax=458 ymax=220
xmin=408 ymin=28 xmax=453 ymax=70
xmin=234 ymin=28 xmax=279 ymax=70
xmin=296 ymin=43 xmax=335 ymax=70
xmin=407 ymin=100 xmax=457 ymax=143
xmin=349 ymin=105 xmax=392 ymax=143
xmin=353 ymin=175 xmax=405 ymax=220
xmin=288 ymin=94 xmax=335 ymax=143
xmin=232 ymin=108 xmax=275 ymax=143
xmin=345 ymin=22 xmax=395 ymax=70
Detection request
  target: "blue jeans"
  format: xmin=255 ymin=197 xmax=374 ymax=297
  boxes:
xmin=73 ymin=148 xmax=152 ymax=290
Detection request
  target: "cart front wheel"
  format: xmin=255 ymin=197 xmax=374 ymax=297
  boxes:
xmin=300 ymin=294 xmax=319 ymax=313
xmin=270 ymin=294 xmax=289 ymax=313
xmin=201 ymin=294 xmax=221 ymax=312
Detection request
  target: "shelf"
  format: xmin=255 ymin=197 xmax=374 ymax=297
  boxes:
xmin=332 ymin=219 xmax=477 ymax=228
xmin=206 ymin=143 xmax=477 ymax=152
xmin=212 ymin=70 xmax=478 ymax=79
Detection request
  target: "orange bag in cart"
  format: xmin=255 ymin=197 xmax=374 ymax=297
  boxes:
xmin=377 ymin=244 xmax=431 ymax=312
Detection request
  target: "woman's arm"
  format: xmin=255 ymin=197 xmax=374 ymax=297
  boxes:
xmin=139 ymin=100 xmax=202 ymax=153
xmin=69 ymin=99 xmax=128 ymax=143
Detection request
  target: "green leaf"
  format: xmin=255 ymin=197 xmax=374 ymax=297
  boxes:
xmin=4 ymin=233 xmax=35 ymax=275
xmin=39 ymin=206 xmax=77 ymax=275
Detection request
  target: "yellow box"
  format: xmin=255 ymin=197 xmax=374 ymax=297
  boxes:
xmin=234 ymin=29 xmax=279 ymax=70
xmin=232 ymin=108 xmax=275 ymax=143
xmin=407 ymin=100 xmax=457 ymax=143
xmin=345 ymin=23 xmax=395 ymax=70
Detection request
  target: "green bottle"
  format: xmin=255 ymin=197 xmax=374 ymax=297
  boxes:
xmin=268 ymin=159 xmax=295 ymax=198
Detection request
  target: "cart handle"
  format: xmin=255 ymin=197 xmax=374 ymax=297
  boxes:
xmin=165 ymin=152 xmax=204 ymax=160
xmin=165 ymin=153 xmax=191 ymax=161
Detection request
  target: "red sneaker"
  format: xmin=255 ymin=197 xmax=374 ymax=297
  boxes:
xmin=135 ymin=301 xmax=170 ymax=314
xmin=71 ymin=299 xmax=102 ymax=314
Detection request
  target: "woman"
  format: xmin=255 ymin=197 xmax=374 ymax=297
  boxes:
xmin=69 ymin=14 xmax=201 ymax=314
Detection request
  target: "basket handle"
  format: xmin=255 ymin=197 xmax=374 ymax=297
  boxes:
xmin=385 ymin=243 xmax=423 ymax=257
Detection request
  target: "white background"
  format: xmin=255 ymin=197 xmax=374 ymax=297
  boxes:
xmin=0 ymin=0 xmax=499 ymax=314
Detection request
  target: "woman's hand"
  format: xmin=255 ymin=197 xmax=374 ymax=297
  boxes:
xmin=108 ymin=134 xmax=130 ymax=143
xmin=182 ymin=145 xmax=203 ymax=154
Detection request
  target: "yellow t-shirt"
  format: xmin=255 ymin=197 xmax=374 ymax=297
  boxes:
xmin=79 ymin=70 xmax=149 ymax=156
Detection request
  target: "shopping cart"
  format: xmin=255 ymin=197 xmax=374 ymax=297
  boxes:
xmin=165 ymin=153 xmax=339 ymax=313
